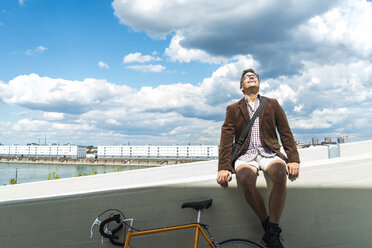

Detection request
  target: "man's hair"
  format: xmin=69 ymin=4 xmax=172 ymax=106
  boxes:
xmin=240 ymin=68 xmax=259 ymax=89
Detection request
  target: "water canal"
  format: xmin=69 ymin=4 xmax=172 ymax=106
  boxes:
xmin=0 ymin=163 xmax=147 ymax=186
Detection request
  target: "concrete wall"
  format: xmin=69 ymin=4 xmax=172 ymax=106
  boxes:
xmin=298 ymin=139 xmax=372 ymax=162
xmin=1 ymin=153 xmax=372 ymax=248
xmin=339 ymin=140 xmax=372 ymax=157
xmin=298 ymin=146 xmax=329 ymax=161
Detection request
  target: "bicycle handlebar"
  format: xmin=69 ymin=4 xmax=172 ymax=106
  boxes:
xmin=99 ymin=214 xmax=122 ymax=240
xmin=108 ymin=222 xmax=125 ymax=247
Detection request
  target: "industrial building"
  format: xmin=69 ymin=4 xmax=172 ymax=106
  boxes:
xmin=97 ymin=145 xmax=218 ymax=159
xmin=0 ymin=145 xmax=87 ymax=159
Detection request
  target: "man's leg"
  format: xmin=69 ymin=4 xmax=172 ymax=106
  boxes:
xmin=266 ymin=161 xmax=287 ymax=224
xmin=236 ymin=165 xmax=268 ymax=222
xmin=261 ymin=161 xmax=287 ymax=247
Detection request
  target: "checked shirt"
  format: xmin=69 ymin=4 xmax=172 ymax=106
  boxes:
xmin=238 ymin=95 xmax=275 ymax=162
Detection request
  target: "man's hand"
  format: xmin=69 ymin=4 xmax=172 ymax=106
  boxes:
xmin=287 ymin=162 xmax=300 ymax=181
xmin=217 ymin=170 xmax=232 ymax=188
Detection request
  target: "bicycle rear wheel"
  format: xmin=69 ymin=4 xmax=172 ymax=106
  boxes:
xmin=218 ymin=238 xmax=263 ymax=248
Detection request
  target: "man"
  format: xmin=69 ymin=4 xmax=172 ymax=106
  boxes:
xmin=217 ymin=69 xmax=300 ymax=248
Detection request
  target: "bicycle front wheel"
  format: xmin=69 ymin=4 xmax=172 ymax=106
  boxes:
xmin=218 ymin=238 xmax=263 ymax=248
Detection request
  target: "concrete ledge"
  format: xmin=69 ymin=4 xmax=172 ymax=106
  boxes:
xmin=298 ymin=145 xmax=329 ymax=161
xmin=340 ymin=140 xmax=372 ymax=157
xmin=1 ymin=151 xmax=372 ymax=248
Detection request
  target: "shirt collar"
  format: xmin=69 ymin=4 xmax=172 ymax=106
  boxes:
xmin=244 ymin=94 xmax=261 ymax=104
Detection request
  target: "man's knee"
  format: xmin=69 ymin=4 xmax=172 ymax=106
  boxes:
xmin=236 ymin=165 xmax=258 ymax=189
xmin=267 ymin=162 xmax=287 ymax=186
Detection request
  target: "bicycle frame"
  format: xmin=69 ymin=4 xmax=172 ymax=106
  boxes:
xmin=123 ymin=223 xmax=216 ymax=248
xmin=93 ymin=200 xmax=262 ymax=248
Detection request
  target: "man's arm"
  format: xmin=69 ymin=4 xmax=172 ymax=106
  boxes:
xmin=274 ymin=99 xmax=300 ymax=179
xmin=273 ymin=99 xmax=300 ymax=163
xmin=217 ymin=106 xmax=235 ymax=186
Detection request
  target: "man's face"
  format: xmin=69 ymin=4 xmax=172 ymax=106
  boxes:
xmin=241 ymin=72 xmax=259 ymax=93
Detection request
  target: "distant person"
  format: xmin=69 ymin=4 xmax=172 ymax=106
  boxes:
xmin=217 ymin=69 xmax=300 ymax=248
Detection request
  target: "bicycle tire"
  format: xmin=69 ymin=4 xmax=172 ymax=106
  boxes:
xmin=218 ymin=238 xmax=264 ymax=248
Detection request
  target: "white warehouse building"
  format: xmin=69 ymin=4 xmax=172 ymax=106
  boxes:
xmin=0 ymin=145 xmax=86 ymax=159
xmin=97 ymin=145 xmax=218 ymax=159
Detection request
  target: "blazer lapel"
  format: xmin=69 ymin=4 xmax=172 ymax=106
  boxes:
xmin=238 ymin=97 xmax=250 ymax=124
xmin=259 ymin=95 xmax=267 ymax=128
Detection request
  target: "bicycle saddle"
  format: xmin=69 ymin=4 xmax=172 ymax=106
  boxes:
xmin=181 ymin=199 xmax=213 ymax=210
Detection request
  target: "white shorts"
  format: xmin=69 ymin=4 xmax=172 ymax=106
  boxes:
xmin=235 ymin=154 xmax=286 ymax=172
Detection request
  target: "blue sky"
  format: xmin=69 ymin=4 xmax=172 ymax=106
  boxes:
xmin=0 ymin=0 xmax=217 ymax=86
xmin=1 ymin=0 xmax=372 ymax=146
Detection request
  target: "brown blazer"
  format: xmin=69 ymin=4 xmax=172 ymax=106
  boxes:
xmin=218 ymin=95 xmax=300 ymax=172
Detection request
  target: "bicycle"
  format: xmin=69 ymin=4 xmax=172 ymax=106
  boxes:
xmin=90 ymin=198 xmax=263 ymax=248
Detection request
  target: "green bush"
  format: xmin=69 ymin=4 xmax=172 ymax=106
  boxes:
xmin=47 ymin=172 xmax=61 ymax=180
xmin=83 ymin=168 xmax=98 ymax=176
xmin=9 ymin=177 xmax=18 ymax=184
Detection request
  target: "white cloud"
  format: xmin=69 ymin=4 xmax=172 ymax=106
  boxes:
xmin=98 ymin=61 xmax=110 ymax=69
xmin=43 ymin=112 xmax=65 ymax=121
xmin=14 ymin=111 xmax=31 ymax=117
xmin=123 ymin=52 xmax=162 ymax=63
xmin=291 ymin=108 xmax=349 ymax=129
xmin=126 ymin=64 xmax=165 ymax=72
xmin=123 ymin=52 xmax=164 ymax=73
xmin=0 ymin=73 xmax=134 ymax=114
xmin=264 ymin=84 xmax=297 ymax=106
xmin=111 ymin=0 xmax=372 ymax=87
xmin=2 ymin=52 xmax=372 ymax=145
xmin=164 ymin=34 xmax=228 ymax=64
xmin=25 ymin=45 xmax=48 ymax=55
xmin=289 ymin=106 xmax=372 ymax=143
xmin=36 ymin=46 xmax=47 ymax=53
xmin=112 ymin=0 xmax=196 ymax=38
xmin=297 ymin=0 xmax=372 ymax=57
xmin=112 ymin=0 xmax=341 ymax=73
xmin=128 ymin=55 xmax=259 ymax=117
xmin=19 ymin=0 xmax=25 ymax=6
xmin=81 ymin=108 xmax=222 ymax=145
xmin=294 ymin=104 xmax=304 ymax=112
xmin=13 ymin=119 xmax=49 ymax=132
xmin=106 ymin=118 xmax=121 ymax=125
xmin=0 ymin=56 xmax=258 ymax=145
xmin=256 ymin=58 xmax=372 ymax=142
xmin=13 ymin=119 xmax=93 ymax=132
